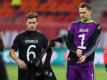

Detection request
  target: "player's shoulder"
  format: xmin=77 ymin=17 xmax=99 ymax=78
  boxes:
xmin=88 ymin=20 xmax=101 ymax=26
xmin=93 ymin=21 xmax=102 ymax=30
xmin=36 ymin=30 xmax=45 ymax=36
xmin=68 ymin=20 xmax=80 ymax=30
xmin=17 ymin=31 xmax=26 ymax=36
xmin=14 ymin=31 xmax=26 ymax=39
xmin=36 ymin=30 xmax=47 ymax=39
xmin=69 ymin=20 xmax=79 ymax=27
xmin=71 ymin=20 xmax=80 ymax=25
xmin=90 ymin=20 xmax=99 ymax=25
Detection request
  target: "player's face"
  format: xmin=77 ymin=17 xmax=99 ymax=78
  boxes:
xmin=26 ymin=18 xmax=38 ymax=31
xmin=79 ymin=7 xmax=91 ymax=20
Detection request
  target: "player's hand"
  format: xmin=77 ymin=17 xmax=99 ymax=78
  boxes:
xmin=16 ymin=59 xmax=27 ymax=69
xmin=76 ymin=49 xmax=82 ymax=57
xmin=77 ymin=55 xmax=86 ymax=64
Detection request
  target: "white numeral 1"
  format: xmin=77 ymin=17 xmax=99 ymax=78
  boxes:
xmin=78 ymin=34 xmax=86 ymax=49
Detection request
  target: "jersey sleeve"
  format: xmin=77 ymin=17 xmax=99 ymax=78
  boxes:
xmin=66 ymin=31 xmax=77 ymax=53
xmin=11 ymin=35 xmax=20 ymax=51
xmin=66 ymin=23 xmax=77 ymax=53
xmin=84 ymin=24 xmax=102 ymax=58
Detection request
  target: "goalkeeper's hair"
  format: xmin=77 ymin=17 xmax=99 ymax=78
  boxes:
xmin=25 ymin=12 xmax=39 ymax=21
xmin=79 ymin=2 xmax=92 ymax=10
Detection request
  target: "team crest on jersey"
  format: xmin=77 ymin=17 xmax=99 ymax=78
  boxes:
xmin=25 ymin=40 xmax=38 ymax=43
xmin=79 ymin=28 xmax=88 ymax=32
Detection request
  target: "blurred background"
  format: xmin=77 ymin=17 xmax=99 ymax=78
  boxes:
xmin=0 ymin=0 xmax=107 ymax=80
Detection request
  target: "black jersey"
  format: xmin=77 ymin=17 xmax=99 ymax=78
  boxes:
xmin=11 ymin=31 xmax=57 ymax=80
xmin=11 ymin=31 xmax=50 ymax=80
xmin=11 ymin=31 xmax=48 ymax=64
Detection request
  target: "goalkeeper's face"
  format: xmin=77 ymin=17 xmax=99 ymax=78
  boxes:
xmin=26 ymin=18 xmax=38 ymax=31
xmin=79 ymin=7 xmax=92 ymax=20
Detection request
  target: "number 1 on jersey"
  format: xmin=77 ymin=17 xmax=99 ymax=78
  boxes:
xmin=78 ymin=34 xmax=86 ymax=49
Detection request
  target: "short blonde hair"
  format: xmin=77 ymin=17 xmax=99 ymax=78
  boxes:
xmin=25 ymin=12 xmax=39 ymax=21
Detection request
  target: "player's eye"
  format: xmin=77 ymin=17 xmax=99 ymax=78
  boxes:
xmin=28 ymin=22 xmax=32 ymax=24
xmin=82 ymin=12 xmax=86 ymax=14
xmin=28 ymin=22 xmax=36 ymax=24
xmin=80 ymin=12 xmax=86 ymax=14
xmin=32 ymin=22 xmax=36 ymax=24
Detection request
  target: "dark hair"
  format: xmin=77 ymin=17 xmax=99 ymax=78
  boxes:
xmin=25 ymin=12 xmax=39 ymax=21
xmin=79 ymin=2 xmax=92 ymax=10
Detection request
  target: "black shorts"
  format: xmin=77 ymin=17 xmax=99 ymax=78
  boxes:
xmin=18 ymin=68 xmax=31 ymax=80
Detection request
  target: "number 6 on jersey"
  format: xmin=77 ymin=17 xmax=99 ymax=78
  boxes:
xmin=27 ymin=45 xmax=36 ymax=62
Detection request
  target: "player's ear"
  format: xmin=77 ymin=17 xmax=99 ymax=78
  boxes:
xmin=88 ymin=9 xmax=92 ymax=15
xmin=26 ymin=21 xmax=28 ymax=25
xmin=36 ymin=22 xmax=38 ymax=25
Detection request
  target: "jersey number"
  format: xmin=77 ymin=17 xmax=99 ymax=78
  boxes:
xmin=78 ymin=34 xmax=86 ymax=49
xmin=27 ymin=45 xmax=36 ymax=62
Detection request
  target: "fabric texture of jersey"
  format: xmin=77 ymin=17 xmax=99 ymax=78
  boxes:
xmin=11 ymin=31 xmax=48 ymax=64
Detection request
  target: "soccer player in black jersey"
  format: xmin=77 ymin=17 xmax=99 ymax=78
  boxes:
xmin=0 ymin=32 xmax=8 ymax=80
xmin=9 ymin=12 xmax=56 ymax=80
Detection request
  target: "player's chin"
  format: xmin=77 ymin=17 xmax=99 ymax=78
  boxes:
xmin=81 ymin=17 xmax=87 ymax=20
xmin=29 ymin=28 xmax=36 ymax=31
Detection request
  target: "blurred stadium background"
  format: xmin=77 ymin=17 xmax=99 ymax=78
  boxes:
xmin=0 ymin=0 xmax=107 ymax=80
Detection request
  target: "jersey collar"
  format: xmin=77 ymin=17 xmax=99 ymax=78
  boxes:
xmin=80 ymin=19 xmax=94 ymax=23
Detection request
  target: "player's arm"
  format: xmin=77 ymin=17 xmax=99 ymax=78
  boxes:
xmin=9 ymin=49 xmax=27 ymax=69
xmin=9 ymin=35 xmax=27 ymax=69
xmin=66 ymin=31 xmax=77 ymax=53
xmin=83 ymin=24 xmax=102 ymax=58
xmin=0 ymin=32 xmax=4 ymax=51
xmin=9 ymin=49 xmax=21 ymax=63
xmin=49 ymin=35 xmax=66 ymax=47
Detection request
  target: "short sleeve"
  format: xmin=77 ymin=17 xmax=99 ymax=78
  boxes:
xmin=11 ymin=35 xmax=20 ymax=51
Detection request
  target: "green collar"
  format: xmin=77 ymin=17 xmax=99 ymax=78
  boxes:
xmin=80 ymin=19 xmax=94 ymax=23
